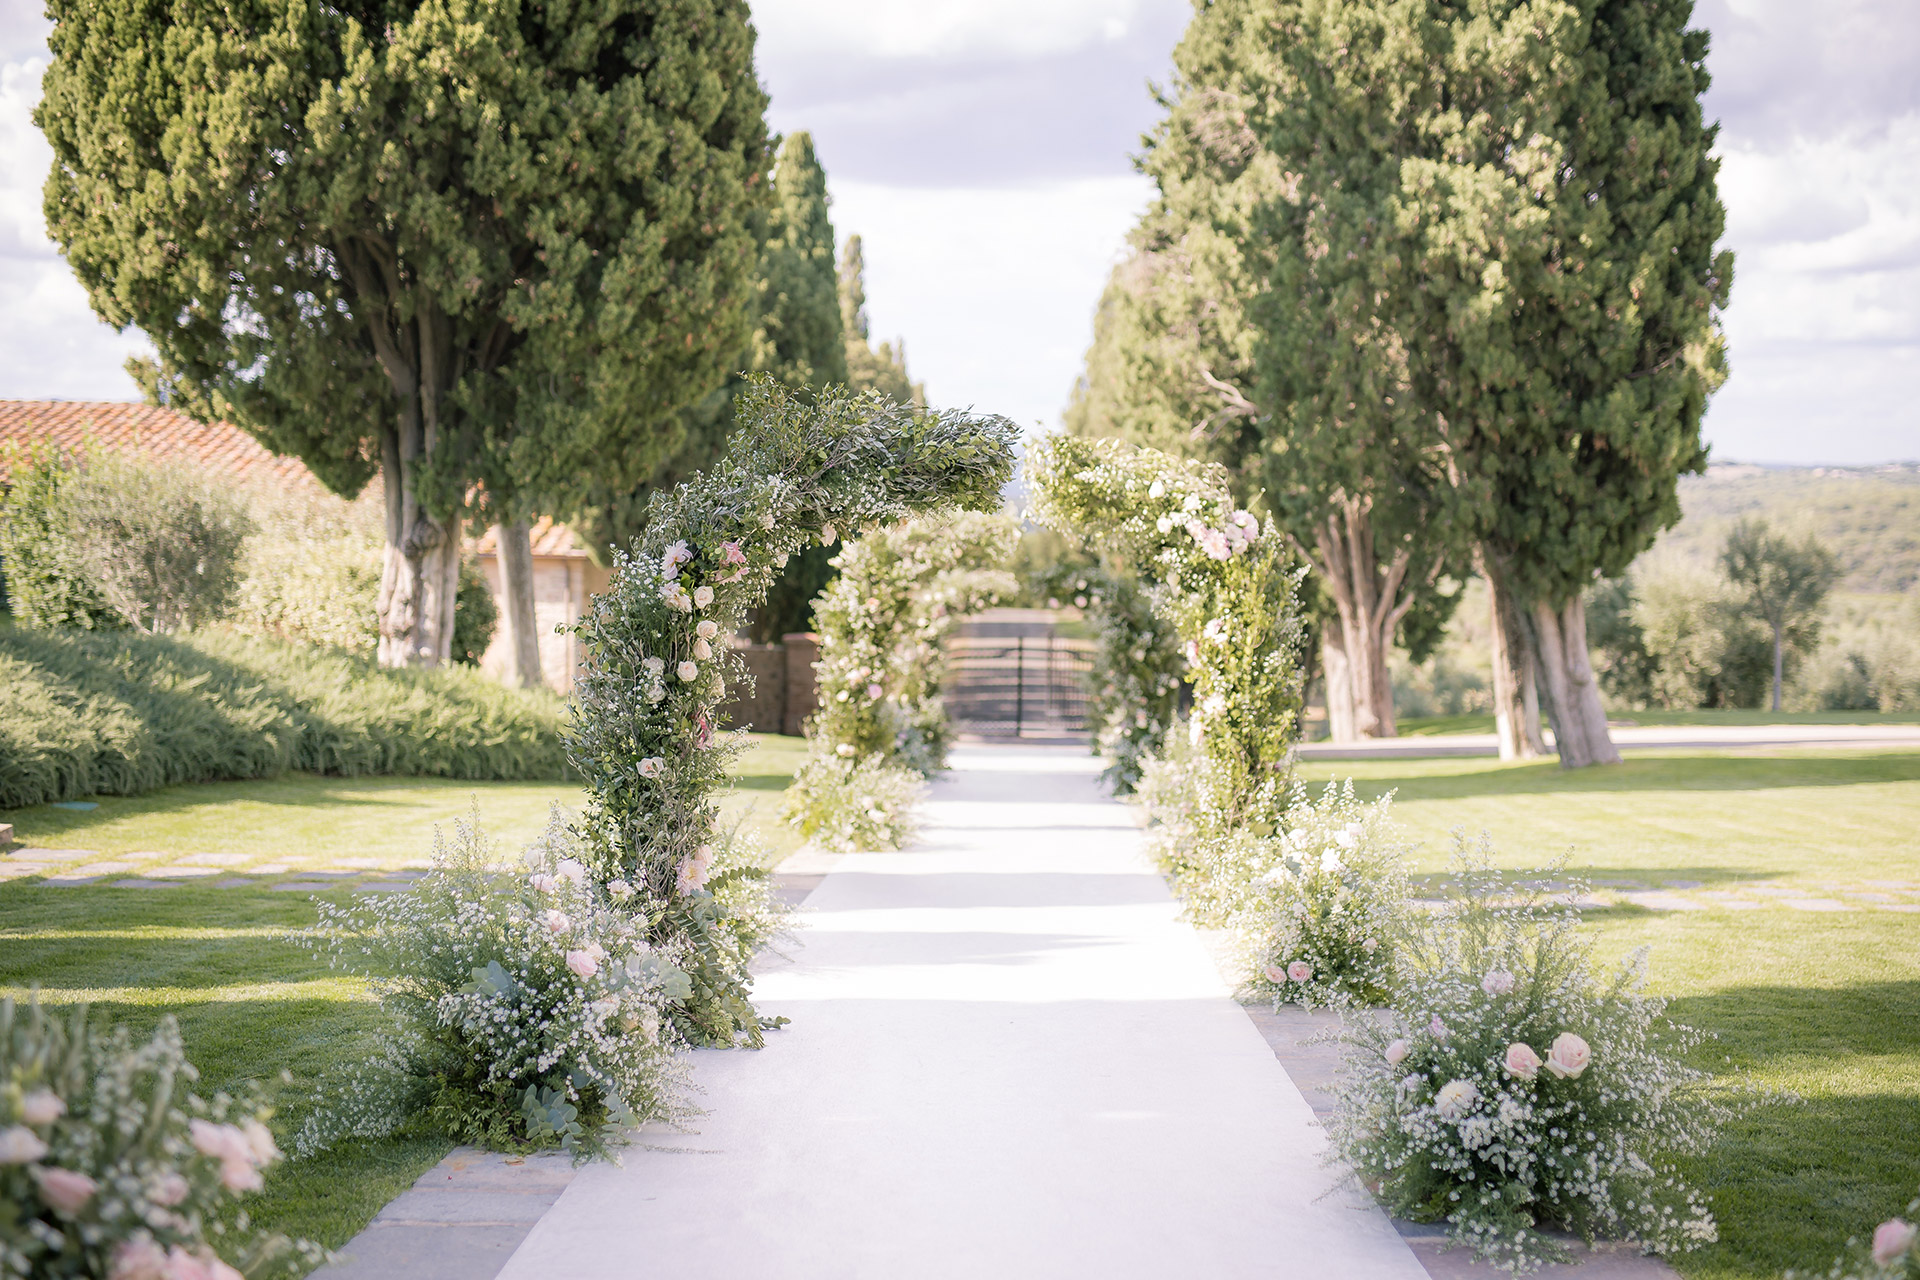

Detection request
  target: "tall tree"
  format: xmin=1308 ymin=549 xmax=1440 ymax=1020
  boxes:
xmin=1720 ymin=518 xmax=1838 ymax=712
xmin=40 ymin=0 xmax=770 ymax=667
xmin=839 ymin=236 xmax=924 ymax=408
xmin=1400 ymin=0 xmax=1733 ymax=765
xmin=1070 ymin=3 xmax=1465 ymax=741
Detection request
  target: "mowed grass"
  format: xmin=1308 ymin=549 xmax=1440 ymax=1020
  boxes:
xmin=1391 ymin=708 xmax=1920 ymax=736
xmin=0 ymin=733 xmax=809 ymax=1255
xmin=1297 ymin=749 xmax=1920 ymax=1280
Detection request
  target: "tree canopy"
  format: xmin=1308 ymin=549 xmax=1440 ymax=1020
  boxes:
xmin=40 ymin=0 xmax=771 ymax=664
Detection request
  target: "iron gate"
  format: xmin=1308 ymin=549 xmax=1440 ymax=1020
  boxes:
xmin=946 ymin=633 xmax=1096 ymax=737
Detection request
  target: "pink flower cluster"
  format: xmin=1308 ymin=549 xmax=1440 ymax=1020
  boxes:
xmin=188 ymin=1117 xmax=279 ymax=1193
xmin=1184 ymin=510 xmax=1260 ymax=561
xmin=676 ymin=842 xmax=716 ymax=895
xmin=109 ymin=1237 xmax=246 ymax=1280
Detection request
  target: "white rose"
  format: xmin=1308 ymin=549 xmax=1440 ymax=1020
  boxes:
xmin=693 ymin=585 xmax=714 ymax=609
xmin=677 ymin=661 xmax=699 ymax=681
xmin=1434 ymin=1078 xmax=1479 ymax=1120
xmin=696 ymin=619 xmax=719 ymax=640
xmin=820 ymin=524 xmax=837 ymax=545
xmin=692 ymin=639 xmax=713 ymax=660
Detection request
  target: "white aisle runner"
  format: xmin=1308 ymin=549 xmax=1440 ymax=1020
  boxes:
xmin=497 ymin=745 xmax=1428 ymax=1279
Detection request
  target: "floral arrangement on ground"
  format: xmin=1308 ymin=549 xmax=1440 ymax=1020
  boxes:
xmin=1329 ymin=842 xmax=1743 ymax=1273
xmin=297 ymin=811 xmax=691 ymax=1163
xmin=0 ymin=997 xmax=322 ymax=1280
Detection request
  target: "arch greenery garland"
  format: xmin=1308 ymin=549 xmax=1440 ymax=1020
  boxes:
xmin=567 ymin=379 xmax=1018 ymax=1044
xmin=786 ymin=511 xmax=1019 ymax=850
xmin=1026 ymin=436 xmax=1306 ymax=903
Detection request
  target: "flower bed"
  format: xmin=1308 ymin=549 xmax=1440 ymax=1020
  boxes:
xmin=0 ymin=997 xmax=321 ymax=1279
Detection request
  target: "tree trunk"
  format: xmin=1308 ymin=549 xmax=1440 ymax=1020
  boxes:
xmin=1322 ymin=616 xmax=1357 ymax=744
xmin=493 ymin=521 xmax=545 ymax=688
xmin=1771 ymin=622 xmax=1784 ymax=712
xmin=375 ymin=424 xmax=462 ymax=667
xmin=1481 ymin=551 xmax=1548 ymax=760
xmin=1306 ymin=495 xmax=1413 ymax=741
xmin=1529 ymin=594 xmax=1621 ymax=768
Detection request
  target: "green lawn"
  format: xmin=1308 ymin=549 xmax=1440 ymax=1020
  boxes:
xmin=1389 ymin=708 xmax=1920 ymax=737
xmin=1297 ymin=749 xmax=1920 ymax=1280
xmin=0 ymin=732 xmax=809 ymax=1256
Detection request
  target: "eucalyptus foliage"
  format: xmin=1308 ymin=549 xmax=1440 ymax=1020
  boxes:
xmin=567 ymin=378 xmax=1017 ymax=1043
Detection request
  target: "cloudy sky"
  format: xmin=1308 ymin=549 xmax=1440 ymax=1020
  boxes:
xmin=2 ymin=0 xmax=1913 ymax=464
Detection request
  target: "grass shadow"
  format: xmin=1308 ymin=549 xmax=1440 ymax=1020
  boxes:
xmin=1319 ymin=752 xmax=1920 ymax=801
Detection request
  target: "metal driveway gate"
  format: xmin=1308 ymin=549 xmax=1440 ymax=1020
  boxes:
xmin=946 ymin=631 xmax=1095 ymax=738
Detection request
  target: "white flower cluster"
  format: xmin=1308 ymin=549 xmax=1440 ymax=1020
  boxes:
xmin=1330 ymin=844 xmax=1730 ymax=1273
xmin=299 ymin=814 xmax=689 ymax=1162
xmin=0 ymin=999 xmax=322 ymax=1280
xmin=1241 ymin=781 xmax=1408 ymax=1009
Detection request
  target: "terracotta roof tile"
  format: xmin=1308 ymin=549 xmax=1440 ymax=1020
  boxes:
xmin=472 ymin=516 xmax=589 ymax=559
xmin=0 ymin=401 xmax=320 ymax=491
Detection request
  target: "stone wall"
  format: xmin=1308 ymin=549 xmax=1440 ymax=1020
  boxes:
xmin=717 ymin=632 xmax=820 ymax=736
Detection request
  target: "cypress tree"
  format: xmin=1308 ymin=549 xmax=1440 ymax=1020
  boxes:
xmin=839 ymin=236 xmax=924 ymax=408
xmin=38 ymin=0 xmax=770 ymax=667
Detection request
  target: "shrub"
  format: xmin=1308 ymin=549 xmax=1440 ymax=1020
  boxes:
xmin=452 ymin=554 xmax=499 ymax=666
xmin=0 ymin=996 xmax=322 ymax=1279
xmin=0 ymin=626 xmax=568 ymax=809
xmin=298 ymin=812 xmax=689 ymax=1163
xmin=1242 ymin=781 xmax=1408 ymax=1009
xmin=0 ymin=441 xmax=120 ymax=631
xmin=783 ymin=752 xmax=925 ymax=853
xmin=226 ymin=487 xmax=383 ymax=655
xmin=60 ymin=449 xmax=253 ymax=633
xmin=1330 ymin=843 xmax=1734 ymax=1273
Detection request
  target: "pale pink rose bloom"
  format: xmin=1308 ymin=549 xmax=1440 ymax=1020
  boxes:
xmin=542 ymin=909 xmax=570 ymax=933
xmin=637 ymin=757 xmax=664 ymax=779
xmin=1504 ymin=1042 xmax=1542 ymax=1080
xmin=20 ymin=1090 xmax=65 ymax=1127
xmin=676 ymin=857 xmax=709 ymax=895
xmin=696 ymin=619 xmax=719 ymax=640
xmin=1384 ymin=1039 xmax=1409 ymax=1066
xmin=32 ymin=1165 xmax=98 ymax=1214
xmin=1434 ymin=1078 xmax=1480 ymax=1120
xmin=555 ymin=859 xmax=588 ymax=885
xmin=240 ymin=1118 xmax=280 ymax=1166
xmin=584 ymin=942 xmax=608 ymax=963
xmin=1362 ymin=937 xmax=1379 ymax=954
xmin=149 ymin=1171 xmax=190 ymax=1207
xmin=189 ymin=1119 xmax=242 ymax=1162
xmin=109 ymin=1236 xmax=170 ymax=1280
xmin=677 ymin=660 xmax=699 ymax=681
xmin=218 ymin=1157 xmax=263 ymax=1193
xmin=1872 ymin=1218 xmax=1917 ymax=1266
xmin=1428 ymin=1016 xmax=1450 ymax=1042
xmin=0 ymin=1124 xmax=48 ymax=1163
xmin=1481 ymin=968 xmax=1516 ymax=995
xmin=820 ymin=524 xmax=837 ymax=545
xmin=866 ymin=683 xmax=884 ymax=700
xmin=1545 ymin=1032 xmax=1592 ymax=1079
xmin=527 ymin=873 xmax=558 ymax=894
xmin=1262 ymin=964 xmax=1287 ymax=984
xmin=565 ymin=949 xmax=600 ymax=979
xmin=692 ymin=585 xmax=715 ymax=609
xmin=692 ymin=638 xmax=713 ymax=660
xmin=1287 ymin=960 xmax=1313 ymax=983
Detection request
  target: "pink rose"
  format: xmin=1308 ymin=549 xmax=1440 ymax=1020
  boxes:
xmin=565 ymin=949 xmax=599 ymax=979
xmin=218 ymin=1158 xmax=263 ymax=1193
xmin=239 ymin=1118 xmax=279 ymax=1166
xmin=0 ymin=1125 xmax=47 ymax=1163
xmin=1872 ymin=1219 xmax=1918 ymax=1267
xmin=541 ymin=909 xmax=570 ymax=934
xmin=109 ymin=1236 xmax=170 ymax=1280
xmin=1481 ymin=968 xmax=1516 ymax=995
xmin=866 ymin=683 xmax=884 ymax=700
xmin=1384 ymin=1039 xmax=1409 ymax=1066
xmin=1262 ymin=964 xmax=1287 ymax=984
xmin=32 ymin=1165 xmax=98 ymax=1214
xmin=20 ymin=1090 xmax=65 ymax=1127
xmin=528 ymin=873 xmax=558 ymax=894
xmin=1287 ymin=960 xmax=1313 ymax=983
xmin=1503 ymin=1042 xmax=1542 ymax=1080
xmin=1545 ymin=1032 xmax=1592 ymax=1079
xmin=149 ymin=1172 xmax=190 ymax=1207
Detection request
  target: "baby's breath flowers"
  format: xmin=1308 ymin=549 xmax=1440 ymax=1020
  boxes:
xmin=1330 ymin=841 xmax=1740 ymax=1273
xmin=297 ymin=811 xmax=690 ymax=1163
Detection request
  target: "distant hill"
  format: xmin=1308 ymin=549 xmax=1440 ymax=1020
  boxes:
xmin=1655 ymin=462 xmax=1920 ymax=593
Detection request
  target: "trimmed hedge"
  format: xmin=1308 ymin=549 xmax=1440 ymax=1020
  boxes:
xmin=0 ymin=626 xmax=570 ymax=809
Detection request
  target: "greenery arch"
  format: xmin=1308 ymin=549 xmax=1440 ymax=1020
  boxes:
xmin=566 ymin=380 xmax=1018 ymax=1044
xmin=786 ymin=511 xmax=1019 ymax=850
xmin=1027 ymin=436 xmax=1305 ymax=903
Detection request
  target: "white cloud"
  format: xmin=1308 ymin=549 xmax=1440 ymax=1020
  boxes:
xmin=753 ymin=0 xmax=1147 ymax=60
xmin=0 ymin=53 xmax=148 ymax=401
xmin=833 ymin=174 xmax=1153 ymax=433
